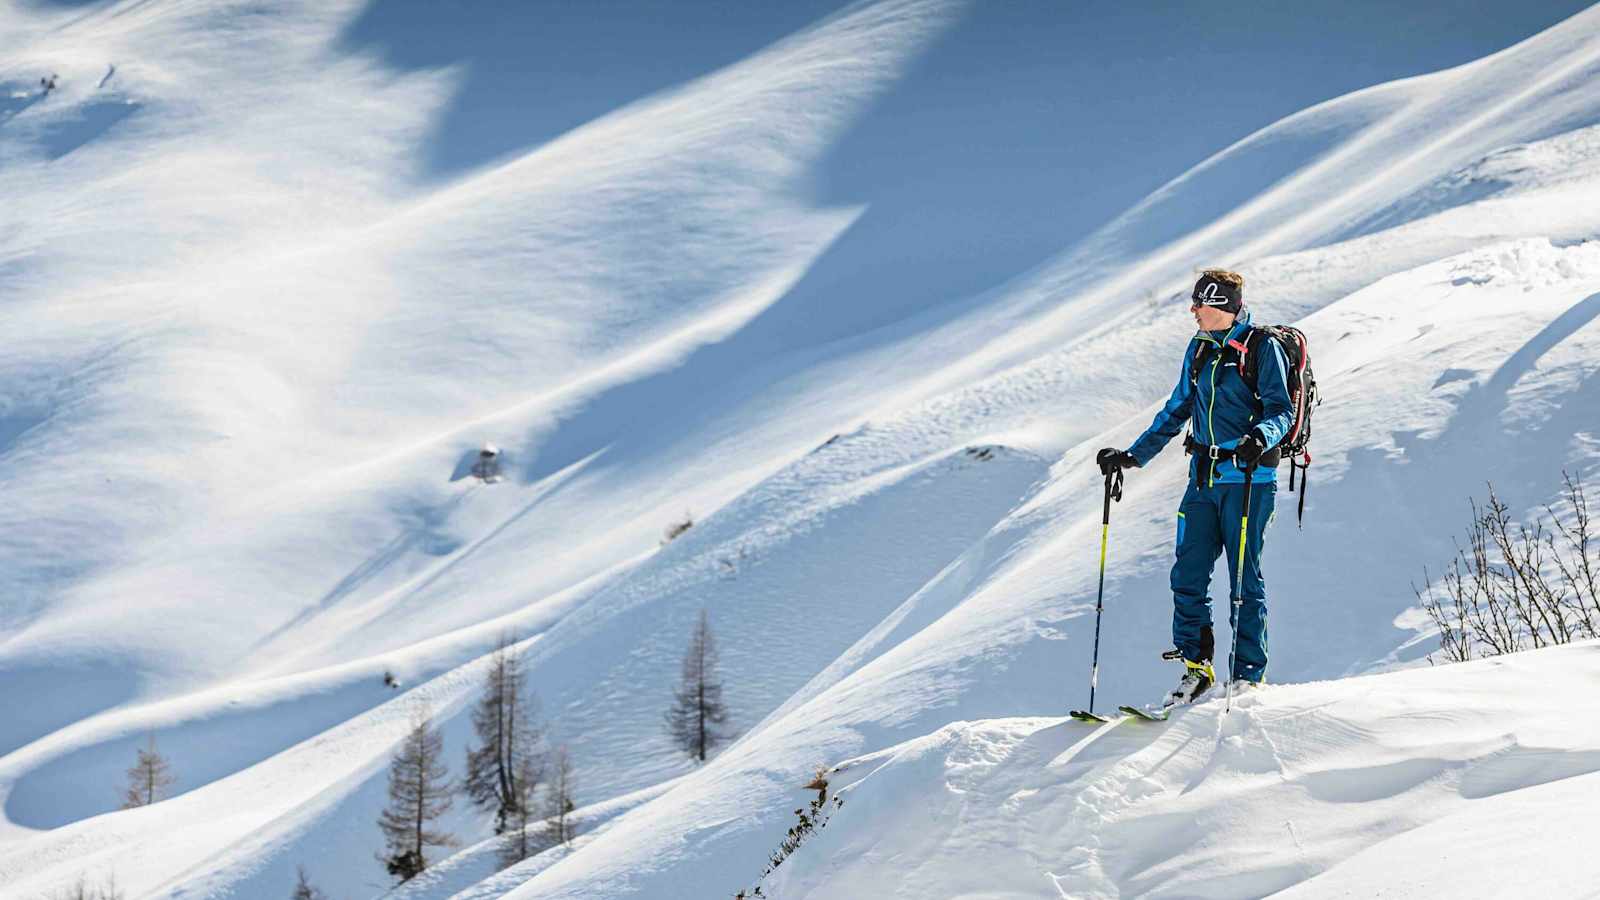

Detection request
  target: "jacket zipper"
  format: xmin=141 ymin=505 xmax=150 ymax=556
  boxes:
xmin=1207 ymin=353 xmax=1220 ymax=488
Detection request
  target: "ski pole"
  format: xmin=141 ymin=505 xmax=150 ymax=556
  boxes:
xmin=1227 ymin=463 xmax=1254 ymax=713
xmin=1087 ymin=464 xmax=1123 ymax=714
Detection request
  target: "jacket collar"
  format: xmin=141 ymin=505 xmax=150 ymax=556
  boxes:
xmin=1194 ymin=308 xmax=1253 ymax=345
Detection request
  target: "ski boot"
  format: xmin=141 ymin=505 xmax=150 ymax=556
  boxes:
xmin=1118 ymin=650 xmax=1218 ymax=722
xmin=1226 ymin=678 xmax=1263 ymax=696
xmin=1161 ymin=649 xmax=1215 ymax=710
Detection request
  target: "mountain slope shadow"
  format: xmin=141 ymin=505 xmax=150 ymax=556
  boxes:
xmin=337 ymin=0 xmax=851 ymax=182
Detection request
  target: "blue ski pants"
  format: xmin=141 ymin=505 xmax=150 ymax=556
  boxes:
xmin=1171 ymin=480 xmax=1276 ymax=682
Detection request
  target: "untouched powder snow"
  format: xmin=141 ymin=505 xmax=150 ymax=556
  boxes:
xmin=4 ymin=0 xmax=1600 ymax=898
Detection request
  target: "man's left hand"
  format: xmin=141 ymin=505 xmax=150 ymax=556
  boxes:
xmin=1235 ymin=432 xmax=1268 ymax=468
xmin=1096 ymin=448 xmax=1138 ymax=476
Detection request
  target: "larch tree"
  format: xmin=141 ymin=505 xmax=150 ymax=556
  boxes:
xmin=495 ymin=767 xmax=542 ymax=870
xmin=377 ymin=707 xmax=455 ymax=882
xmin=464 ymin=636 xmax=546 ymax=836
xmin=492 ymin=755 xmax=544 ymax=871
xmin=664 ymin=609 xmax=730 ymax=763
xmin=543 ymin=745 xmax=578 ymax=846
xmin=121 ymin=735 xmax=177 ymax=809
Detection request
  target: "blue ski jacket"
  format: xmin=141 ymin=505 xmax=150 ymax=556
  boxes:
xmin=1126 ymin=310 xmax=1295 ymax=485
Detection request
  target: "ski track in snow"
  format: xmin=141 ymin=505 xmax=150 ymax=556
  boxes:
xmin=4 ymin=1 xmax=1600 ymax=898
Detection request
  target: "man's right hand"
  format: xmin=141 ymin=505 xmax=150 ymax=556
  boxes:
xmin=1096 ymin=448 xmax=1138 ymax=476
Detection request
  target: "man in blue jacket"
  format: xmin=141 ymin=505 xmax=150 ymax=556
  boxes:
xmin=1097 ymin=270 xmax=1294 ymax=709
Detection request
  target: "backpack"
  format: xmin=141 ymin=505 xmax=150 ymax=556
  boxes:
xmin=1188 ymin=324 xmax=1320 ymax=525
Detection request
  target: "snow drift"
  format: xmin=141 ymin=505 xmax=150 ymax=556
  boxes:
xmin=771 ymin=640 xmax=1600 ymax=899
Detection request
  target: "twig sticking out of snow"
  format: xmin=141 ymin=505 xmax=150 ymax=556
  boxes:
xmin=734 ymin=768 xmax=845 ymax=899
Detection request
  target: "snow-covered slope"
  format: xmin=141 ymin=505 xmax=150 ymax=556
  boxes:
xmin=770 ymin=640 xmax=1600 ymax=899
xmin=4 ymin=1 xmax=1600 ymax=898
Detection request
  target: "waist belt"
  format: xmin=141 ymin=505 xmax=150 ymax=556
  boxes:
xmin=1184 ymin=435 xmax=1280 ymax=484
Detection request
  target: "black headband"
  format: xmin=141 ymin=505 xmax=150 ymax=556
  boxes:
xmin=1192 ymin=275 xmax=1243 ymax=313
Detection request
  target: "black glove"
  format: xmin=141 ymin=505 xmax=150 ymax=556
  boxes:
xmin=1234 ymin=432 xmax=1268 ymax=468
xmin=1096 ymin=448 xmax=1138 ymax=476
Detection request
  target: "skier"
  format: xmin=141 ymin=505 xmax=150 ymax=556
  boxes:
xmin=1096 ymin=269 xmax=1294 ymax=710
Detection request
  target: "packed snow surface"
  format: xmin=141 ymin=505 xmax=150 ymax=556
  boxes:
xmin=3 ymin=0 xmax=1600 ymax=898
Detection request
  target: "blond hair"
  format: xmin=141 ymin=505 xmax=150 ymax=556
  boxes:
xmin=1200 ymin=268 xmax=1244 ymax=289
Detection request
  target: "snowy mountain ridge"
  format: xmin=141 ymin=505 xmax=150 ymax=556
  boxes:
xmin=3 ymin=0 xmax=1600 ymax=897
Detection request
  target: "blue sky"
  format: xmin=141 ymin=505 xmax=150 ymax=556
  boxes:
xmin=342 ymin=0 xmax=1594 ymax=339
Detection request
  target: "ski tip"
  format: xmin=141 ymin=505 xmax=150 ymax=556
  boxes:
xmin=1068 ymin=710 xmax=1113 ymax=724
xmin=1118 ymin=704 xmax=1169 ymax=722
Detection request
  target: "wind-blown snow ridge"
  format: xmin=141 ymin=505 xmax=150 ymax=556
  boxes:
xmin=769 ymin=641 xmax=1600 ymax=899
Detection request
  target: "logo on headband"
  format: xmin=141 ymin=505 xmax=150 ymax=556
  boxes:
xmin=1195 ymin=282 xmax=1232 ymax=306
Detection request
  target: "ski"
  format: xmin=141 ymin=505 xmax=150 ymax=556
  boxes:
xmin=1118 ymin=704 xmax=1171 ymax=722
xmin=1068 ymin=709 xmax=1115 ymax=724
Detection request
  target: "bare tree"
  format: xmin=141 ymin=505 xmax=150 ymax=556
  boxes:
xmin=121 ymin=736 xmax=176 ymax=809
xmin=543 ymin=746 xmax=578 ymax=846
xmin=465 ymin=637 xmax=545 ymax=837
xmin=1550 ymin=471 xmax=1600 ymax=636
xmin=496 ymin=771 xmax=543 ymax=870
xmin=53 ymin=873 xmax=123 ymax=900
xmin=664 ymin=610 xmax=730 ymax=763
xmin=290 ymin=866 xmax=325 ymax=900
xmin=1418 ymin=474 xmax=1600 ymax=662
xmin=377 ymin=707 xmax=455 ymax=882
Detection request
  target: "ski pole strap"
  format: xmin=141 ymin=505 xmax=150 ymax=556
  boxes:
xmin=1103 ymin=466 xmax=1123 ymax=510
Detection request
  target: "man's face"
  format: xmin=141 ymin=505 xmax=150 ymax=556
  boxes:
xmin=1191 ymin=301 xmax=1236 ymax=332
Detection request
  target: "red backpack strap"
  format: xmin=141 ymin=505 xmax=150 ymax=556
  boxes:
xmin=1238 ymin=326 xmax=1283 ymax=393
xmin=1228 ymin=334 xmax=1251 ymax=378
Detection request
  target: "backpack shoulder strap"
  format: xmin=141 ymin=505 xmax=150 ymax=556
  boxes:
xmin=1237 ymin=326 xmax=1280 ymax=393
xmin=1187 ymin=337 xmax=1213 ymax=386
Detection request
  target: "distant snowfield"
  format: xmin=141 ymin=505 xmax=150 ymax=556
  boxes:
xmin=3 ymin=0 xmax=1600 ymax=897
